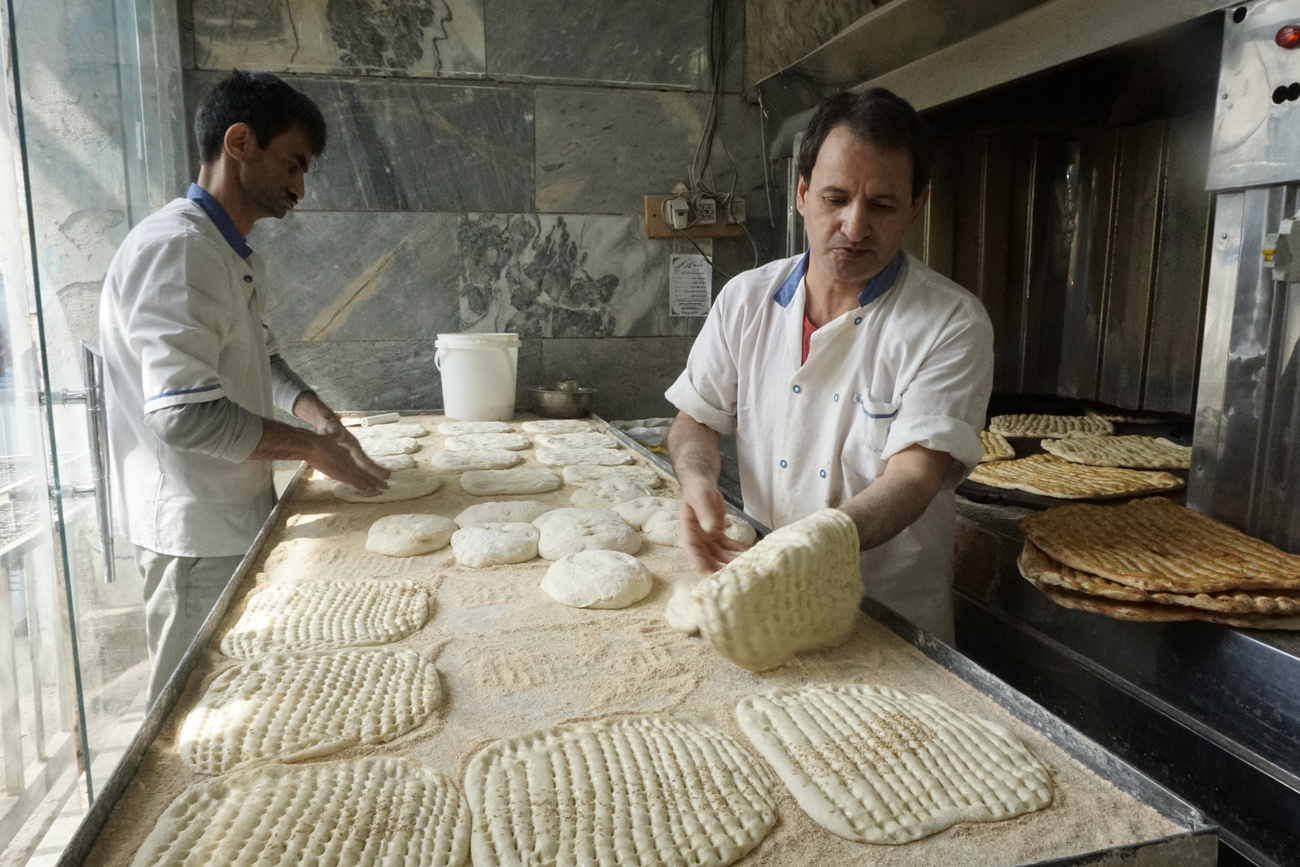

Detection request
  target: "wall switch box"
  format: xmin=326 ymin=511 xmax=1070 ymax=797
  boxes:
xmin=728 ymin=197 xmax=746 ymax=224
xmin=696 ymin=197 xmax=717 ymax=224
xmin=644 ymin=196 xmax=744 ymax=239
xmin=666 ymin=197 xmax=690 ymax=229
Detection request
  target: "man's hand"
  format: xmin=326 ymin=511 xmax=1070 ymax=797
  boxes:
xmin=304 ymin=432 xmax=390 ymax=496
xmin=250 ymin=391 xmax=392 ymax=496
xmin=678 ymin=477 xmax=749 ymax=572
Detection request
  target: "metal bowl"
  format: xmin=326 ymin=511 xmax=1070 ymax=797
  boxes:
xmin=528 ymin=383 xmax=596 ymax=418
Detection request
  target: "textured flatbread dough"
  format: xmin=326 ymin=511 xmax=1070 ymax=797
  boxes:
xmin=444 ymin=432 xmax=530 ymax=451
xmin=179 ymin=648 xmax=440 ymax=775
xmin=735 ymin=684 xmax=1053 ymax=844
xmin=371 ymin=453 xmax=417 ymax=471
xmin=465 ymin=717 xmax=776 ymax=867
xmin=429 ymin=449 xmax=522 ymax=471
xmin=1040 ymin=434 xmax=1192 ymax=469
xmin=569 ymin=476 xmax=656 ymax=508
xmin=367 ymin=514 xmax=457 ymax=557
xmin=460 ymin=468 xmax=561 ymax=496
xmin=967 ymin=453 xmax=1182 ymax=499
xmin=220 ymin=580 xmax=429 ymax=659
xmin=668 ymin=508 xmax=861 ymax=671
xmin=450 ymin=523 xmax=540 ymax=568
xmin=454 ymin=500 xmax=550 ymax=527
xmin=644 ymin=510 xmax=758 ymax=548
xmin=129 ymin=757 xmax=470 ymax=867
xmin=335 ymin=469 xmax=443 ymax=503
xmin=437 ymin=420 xmax=513 ymax=435
xmin=612 ymin=495 xmax=678 ymax=529
xmin=351 ymin=422 xmax=429 ymax=439
xmin=540 ymin=550 xmax=654 ymax=609
xmin=988 ymin=413 xmax=1115 ymax=438
xmin=361 ymin=436 xmax=420 ymax=457
xmin=533 ymin=507 xmax=642 ymax=559
xmin=536 ymin=446 xmax=633 ymax=467
xmin=535 ymin=432 xmax=618 ymax=450
xmin=562 ymin=464 xmax=662 ymax=488
xmin=979 ymin=430 xmax=1015 ymax=463
xmin=520 ymin=419 xmax=594 ymax=434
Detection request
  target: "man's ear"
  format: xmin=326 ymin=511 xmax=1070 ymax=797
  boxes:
xmin=222 ymin=122 xmax=256 ymax=163
xmin=909 ymin=185 xmax=930 ymax=223
xmin=795 ymin=175 xmax=810 ymax=216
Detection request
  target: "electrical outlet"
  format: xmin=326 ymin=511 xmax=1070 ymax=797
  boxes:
xmin=696 ymin=197 xmax=717 ymax=225
xmin=727 ymin=197 xmax=746 ymax=224
xmin=667 ymin=197 xmax=690 ymax=229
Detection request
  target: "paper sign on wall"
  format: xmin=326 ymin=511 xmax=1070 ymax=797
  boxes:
xmin=669 ymin=254 xmax=712 ymax=317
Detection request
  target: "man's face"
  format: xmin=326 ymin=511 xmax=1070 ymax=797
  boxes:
xmin=239 ymin=122 xmax=314 ymax=220
xmin=796 ymin=124 xmax=928 ymax=294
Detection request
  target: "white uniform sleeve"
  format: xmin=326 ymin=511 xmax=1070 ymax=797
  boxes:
xmin=124 ymin=235 xmax=234 ymax=412
xmin=882 ymin=300 xmax=994 ymax=476
xmin=664 ymin=283 xmax=739 ymax=435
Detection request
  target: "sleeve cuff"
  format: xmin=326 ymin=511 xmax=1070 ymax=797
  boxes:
xmin=664 ymin=372 xmax=737 ymax=436
xmin=882 ymin=414 xmax=982 ymax=473
xmin=143 ymin=383 xmax=227 ymax=411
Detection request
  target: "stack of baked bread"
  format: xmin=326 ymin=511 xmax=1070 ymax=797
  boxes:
xmin=1018 ymin=497 xmax=1300 ymax=629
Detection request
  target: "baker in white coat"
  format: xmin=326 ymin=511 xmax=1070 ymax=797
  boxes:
xmin=666 ymin=89 xmax=994 ymax=642
xmin=99 ymin=71 xmax=390 ymax=703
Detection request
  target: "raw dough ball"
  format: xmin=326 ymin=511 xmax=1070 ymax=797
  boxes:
xmin=644 ymin=511 xmax=757 ymax=548
xmin=445 ymin=433 xmax=530 ymax=451
xmin=536 ymin=447 xmax=633 ymax=467
xmin=541 ymin=550 xmax=654 ymax=609
xmin=665 ymin=579 xmax=703 ymax=634
xmin=430 ymin=449 xmax=522 ymax=471
xmin=438 ymin=420 xmax=513 ymax=435
xmin=461 ymin=468 xmax=561 ymax=496
xmin=361 ymin=436 xmax=420 ymax=457
xmin=370 ymin=453 xmax=416 ymax=471
xmin=569 ymin=477 xmax=656 ymax=509
xmin=612 ymin=496 xmax=678 ymax=529
xmin=334 ymin=469 xmax=442 ymax=503
xmin=535 ymin=432 xmax=618 ymax=450
xmin=521 ymin=419 xmax=593 ymax=434
xmin=351 ymin=422 xmax=428 ymax=439
xmin=533 ymin=508 xmax=642 ymax=560
xmin=455 ymin=500 xmax=550 ymax=528
xmin=563 ymin=464 xmax=663 ymax=488
xmin=366 ymin=514 xmax=457 ymax=557
xmin=451 ymin=523 xmax=540 ymax=568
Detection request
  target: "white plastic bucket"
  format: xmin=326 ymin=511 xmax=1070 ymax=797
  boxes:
xmin=434 ymin=333 xmax=520 ymax=421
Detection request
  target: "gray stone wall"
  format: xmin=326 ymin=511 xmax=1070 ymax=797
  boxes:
xmin=183 ymin=0 xmax=783 ymax=420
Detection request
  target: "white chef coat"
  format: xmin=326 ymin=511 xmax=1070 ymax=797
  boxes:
xmin=99 ymin=186 xmax=279 ymax=558
xmin=666 ymin=250 xmax=994 ymax=638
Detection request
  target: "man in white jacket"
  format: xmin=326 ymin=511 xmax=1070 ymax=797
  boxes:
xmin=99 ymin=71 xmax=390 ymax=702
xmin=665 ymin=89 xmax=994 ymax=642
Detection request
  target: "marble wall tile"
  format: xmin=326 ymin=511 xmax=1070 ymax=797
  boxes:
xmin=483 ymin=0 xmax=712 ymax=89
xmin=189 ymin=0 xmax=485 ymax=78
xmin=539 ymin=337 xmax=695 ymax=421
xmin=185 ymin=72 xmax=533 ymax=213
xmin=535 ymin=89 xmax=769 ymax=217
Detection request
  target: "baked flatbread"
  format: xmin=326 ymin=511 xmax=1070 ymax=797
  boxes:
xmin=1041 ymin=435 xmax=1191 ymax=469
xmin=1020 ymin=498 xmax=1300 ymax=593
xmin=968 ymin=454 xmax=1182 ymax=499
xmin=988 ymin=414 xmax=1114 ymax=438
xmin=979 ymin=431 xmax=1015 ymax=463
xmin=1027 ymin=576 xmax=1300 ymax=629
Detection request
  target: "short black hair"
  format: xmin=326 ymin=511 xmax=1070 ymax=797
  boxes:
xmin=194 ymin=70 xmax=327 ymax=164
xmin=797 ymin=88 xmax=933 ymax=198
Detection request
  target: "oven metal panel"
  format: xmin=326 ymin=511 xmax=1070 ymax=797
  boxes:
xmin=1146 ymin=111 xmax=1215 ymax=413
xmin=1208 ymin=0 xmax=1300 ymax=190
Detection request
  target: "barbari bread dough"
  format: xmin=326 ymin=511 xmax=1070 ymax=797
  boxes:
xmin=669 ymin=508 xmax=861 ymax=671
xmin=644 ymin=510 xmax=757 ymax=548
xmin=367 ymin=514 xmax=457 ymax=557
xmin=335 ymin=469 xmax=443 ymax=503
xmin=129 ymin=757 xmax=469 ymax=867
xmin=351 ymin=422 xmax=429 ymax=439
xmin=563 ymin=464 xmax=662 ymax=488
xmin=454 ymin=500 xmax=550 ymax=527
xmin=371 ymin=453 xmax=417 ymax=470
xmin=735 ymin=684 xmax=1053 ymax=844
xmin=220 ymin=579 xmax=429 ymax=659
xmin=429 ymin=449 xmax=522 ymax=471
xmin=536 ymin=446 xmax=633 ymax=467
xmin=445 ymin=432 xmax=530 ymax=451
xmin=569 ymin=476 xmax=656 ymax=508
xmin=520 ymin=419 xmax=593 ymax=434
xmin=613 ymin=495 xmax=678 ymax=529
xmin=465 ymin=717 xmax=776 ymax=867
xmin=533 ymin=507 xmax=642 ymax=559
xmin=535 ymin=432 xmax=618 ymax=449
xmin=460 ymin=468 xmax=561 ymax=496
xmin=450 ymin=522 xmax=539 ymax=568
xmin=179 ymin=648 xmax=440 ymax=775
xmin=437 ymin=420 xmax=512 ymax=435
xmin=540 ymin=550 xmax=654 ymax=609
xmin=361 ymin=436 xmax=420 ymax=456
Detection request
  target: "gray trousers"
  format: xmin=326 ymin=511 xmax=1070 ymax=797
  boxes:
xmin=134 ymin=546 xmax=244 ymax=705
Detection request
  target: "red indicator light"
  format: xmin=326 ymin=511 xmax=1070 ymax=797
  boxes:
xmin=1277 ymin=24 xmax=1300 ymax=48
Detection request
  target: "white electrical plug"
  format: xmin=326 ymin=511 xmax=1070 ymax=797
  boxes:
xmin=728 ymin=197 xmax=746 ymax=224
xmin=666 ymin=197 xmax=690 ymax=230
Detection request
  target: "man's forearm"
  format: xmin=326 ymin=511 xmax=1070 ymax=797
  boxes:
xmin=837 ymin=446 xmax=952 ymax=551
xmin=248 ymin=418 xmax=319 ymax=462
xmin=290 ymin=389 xmax=337 ymax=430
xmin=667 ymin=412 xmax=722 ymax=484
